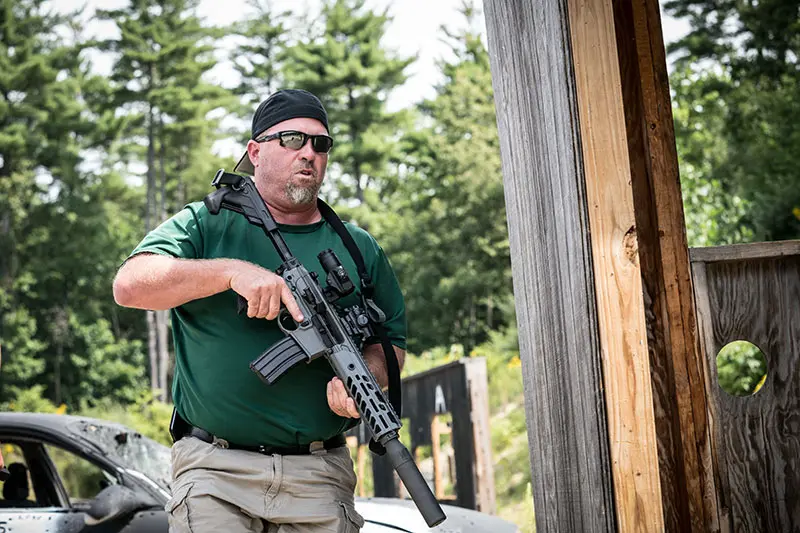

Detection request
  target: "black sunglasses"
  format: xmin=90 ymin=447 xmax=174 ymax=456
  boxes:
xmin=255 ymin=130 xmax=334 ymax=153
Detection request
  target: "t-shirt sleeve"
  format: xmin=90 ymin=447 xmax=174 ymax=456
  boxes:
xmin=128 ymin=205 xmax=204 ymax=260
xmin=366 ymin=238 xmax=407 ymax=351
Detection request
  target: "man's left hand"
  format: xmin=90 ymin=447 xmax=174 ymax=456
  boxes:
xmin=327 ymin=377 xmax=360 ymax=418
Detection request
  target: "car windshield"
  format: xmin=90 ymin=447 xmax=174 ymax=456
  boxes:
xmin=66 ymin=418 xmax=172 ymax=493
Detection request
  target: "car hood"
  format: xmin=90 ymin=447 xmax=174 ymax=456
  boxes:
xmin=356 ymin=498 xmax=520 ymax=533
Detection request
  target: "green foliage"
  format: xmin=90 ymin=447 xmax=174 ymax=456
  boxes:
xmin=46 ymin=442 xmax=113 ymax=502
xmin=671 ymin=66 xmax=754 ymax=247
xmin=716 ymin=341 xmax=768 ymax=397
xmin=96 ymin=0 xmax=232 ymax=212
xmin=75 ymin=391 xmax=174 ymax=445
xmin=231 ymin=0 xmax=291 ymax=106
xmin=281 ymin=0 xmax=413 ymax=202
xmin=1 ymin=384 xmax=59 ymax=413
xmin=370 ymin=6 xmax=512 ymax=354
xmin=0 ymin=0 xmax=129 ymax=403
xmin=667 ymin=0 xmax=800 ymax=243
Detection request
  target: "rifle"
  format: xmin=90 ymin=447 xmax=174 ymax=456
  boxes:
xmin=203 ymin=169 xmax=446 ymax=528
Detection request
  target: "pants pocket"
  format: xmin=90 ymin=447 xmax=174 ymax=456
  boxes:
xmin=324 ymin=448 xmax=358 ymax=492
xmin=337 ymin=501 xmax=365 ymax=533
xmin=166 ymin=481 xmax=194 ymax=532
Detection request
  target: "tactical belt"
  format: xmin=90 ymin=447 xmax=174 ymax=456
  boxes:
xmin=185 ymin=425 xmax=346 ymax=456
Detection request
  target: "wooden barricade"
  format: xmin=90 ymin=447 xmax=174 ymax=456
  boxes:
xmin=690 ymin=240 xmax=800 ymax=532
xmin=346 ymin=357 xmax=495 ymax=513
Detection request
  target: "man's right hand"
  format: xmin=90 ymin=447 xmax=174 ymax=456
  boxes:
xmin=229 ymin=262 xmax=304 ymax=322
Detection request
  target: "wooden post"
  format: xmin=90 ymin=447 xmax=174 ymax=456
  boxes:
xmin=357 ymin=445 xmax=366 ymax=498
xmin=484 ymin=2 xmax=619 ymax=530
xmin=431 ymin=416 xmax=444 ymax=499
xmin=484 ymin=0 xmax=718 ymax=531
xmin=612 ymin=1 xmax=718 ymax=530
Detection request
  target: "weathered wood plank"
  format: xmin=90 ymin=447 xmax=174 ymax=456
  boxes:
xmin=612 ymin=0 xmax=719 ymax=530
xmin=484 ymin=1 xmax=618 ymax=531
xmin=692 ymin=255 xmax=800 ymax=532
xmin=690 ymin=240 xmax=800 ymax=263
xmin=566 ymin=0 xmax=665 ymax=530
xmin=690 ymin=262 xmax=732 ymax=532
xmin=464 ymin=358 xmax=496 ymax=513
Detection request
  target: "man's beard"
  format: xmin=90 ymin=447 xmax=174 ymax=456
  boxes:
xmin=285 ymin=178 xmax=321 ymax=206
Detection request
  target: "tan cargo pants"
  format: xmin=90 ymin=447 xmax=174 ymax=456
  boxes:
xmin=165 ymin=436 xmax=365 ymax=533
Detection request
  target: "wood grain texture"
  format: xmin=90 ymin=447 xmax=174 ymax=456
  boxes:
xmin=484 ymin=1 xmax=617 ymax=531
xmin=465 ymin=358 xmax=496 ymax=513
xmin=692 ymin=262 xmax=733 ymax=532
xmin=613 ymin=0 xmax=719 ymax=530
xmin=567 ymin=0 xmax=665 ymax=530
xmin=692 ymin=254 xmax=800 ymax=532
xmin=690 ymin=240 xmax=800 ymax=263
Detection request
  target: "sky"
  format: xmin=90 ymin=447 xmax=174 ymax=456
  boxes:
xmin=55 ymin=0 xmax=690 ymax=160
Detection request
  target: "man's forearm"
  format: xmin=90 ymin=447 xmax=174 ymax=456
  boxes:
xmin=363 ymin=343 xmax=406 ymax=389
xmin=113 ymin=253 xmax=239 ymax=311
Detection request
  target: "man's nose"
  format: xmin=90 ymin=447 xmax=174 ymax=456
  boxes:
xmin=298 ymin=138 xmax=317 ymax=159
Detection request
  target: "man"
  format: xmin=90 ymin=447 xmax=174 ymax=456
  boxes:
xmin=113 ymin=89 xmax=407 ymax=533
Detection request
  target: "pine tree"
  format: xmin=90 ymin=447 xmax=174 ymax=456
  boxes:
xmin=98 ymin=0 xmax=231 ymax=400
xmin=281 ymin=0 xmax=413 ymax=203
xmin=379 ymin=3 xmax=513 ymax=353
xmin=231 ymin=0 xmax=290 ymax=110
xmin=1 ymin=0 xmax=149 ymax=405
xmin=0 ymin=0 xmax=85 ymax=397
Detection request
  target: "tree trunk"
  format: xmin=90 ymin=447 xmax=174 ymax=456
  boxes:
xmin=156 ymin=112 xmax=170 ymax=402
xmin=468 ymin=295 xmax=477 ymax=355
xmin=147 ymin=310 xmax=158 ymax=393
xmin=54 ymin=339 xmax=62 ymax=405
xmin=146 ymin=76 xmax=159 ymax=397
xmin=177 ymin=150 xmax=187 ymax=212
xmin=486 ymin=293 xmax=494 ymax=331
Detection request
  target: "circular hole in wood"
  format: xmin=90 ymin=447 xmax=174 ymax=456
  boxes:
xmin=716 ymin=340 xmax=768 ymax=397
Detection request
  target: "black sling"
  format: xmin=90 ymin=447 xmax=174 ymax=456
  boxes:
xmin=317 ymin=199 xmax=403 ymax=448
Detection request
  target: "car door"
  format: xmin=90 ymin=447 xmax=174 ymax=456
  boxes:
xmin=0 ymin=436 xmax=165 ymax=533
xmin=0 ymin=439 xmax=93 ymax=533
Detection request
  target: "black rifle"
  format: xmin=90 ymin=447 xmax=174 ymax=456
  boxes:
xmin=203 ymin=170 xmax=446 ymax=528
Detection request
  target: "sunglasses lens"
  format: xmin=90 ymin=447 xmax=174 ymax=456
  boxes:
xmin=311 ymin=136 xmax=333 ymax=153
xmin=280 ymin=132 xmax=305 ymax=150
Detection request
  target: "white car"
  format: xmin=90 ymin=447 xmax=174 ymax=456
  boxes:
xmin=0 ymin=413 xmax=519 ymax=532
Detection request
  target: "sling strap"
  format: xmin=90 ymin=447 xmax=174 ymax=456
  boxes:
xmin=317 ymin=199 xmax=403 ymax=454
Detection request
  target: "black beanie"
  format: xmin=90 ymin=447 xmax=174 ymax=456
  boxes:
xmin=234 ymin=89 xmax=329 ymax=175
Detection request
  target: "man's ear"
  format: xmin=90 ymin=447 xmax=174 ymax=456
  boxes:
xmin=246 ymin=139 xmax=260 ymax=168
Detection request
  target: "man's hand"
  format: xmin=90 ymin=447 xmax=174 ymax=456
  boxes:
xmin=326 ymin=345 xmax=406 ymax=418
xmin=327 ymin=377 xmax=359 ymax=418
xmin=229 ymin=262 xmax=304 ymax=321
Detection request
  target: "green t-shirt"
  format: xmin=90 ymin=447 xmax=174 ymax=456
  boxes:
xmin=128 ymin=201 xmax=406 ymax=447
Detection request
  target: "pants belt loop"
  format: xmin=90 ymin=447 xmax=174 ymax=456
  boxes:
xmin=309 ymin=440 xmax=326 ymax=455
